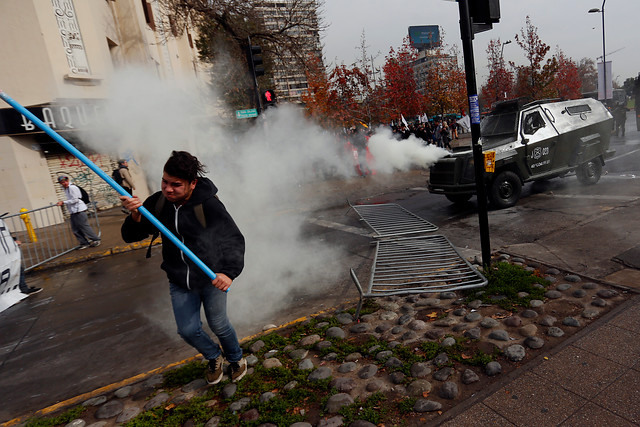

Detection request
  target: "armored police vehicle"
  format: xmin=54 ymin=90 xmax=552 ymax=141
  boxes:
xmin=428 ymin=97 xmax=614 ymax=208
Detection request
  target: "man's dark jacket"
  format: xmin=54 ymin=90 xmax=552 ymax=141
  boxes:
xmin=121 ymin=177 xmax=245 ymax=289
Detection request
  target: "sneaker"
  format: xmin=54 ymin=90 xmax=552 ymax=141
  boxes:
xmin=22 ymin=287 xmax=42 ymax=295
xmin=90 ymin=240 xmax=101 ymax=247
xmin=205 ymin=355 xmax=224 ymax=385
xmin=78 ymin=244 xmax=90 ymax=250
xmin=229 ymin=358 xmax=247 ymax=382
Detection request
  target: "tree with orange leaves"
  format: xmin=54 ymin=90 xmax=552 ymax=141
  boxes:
xmin=551 ymin=49 xmax=582 ymax=100
xmin=302 ymin=53 xmax=371 ymax=128
xmin=510 ymin=16 xmax=558 ymax=100
xmin=422 ymin=44 xmax=467 ymax=118
xmin=382 ymin=38 xmax=423 ymax=122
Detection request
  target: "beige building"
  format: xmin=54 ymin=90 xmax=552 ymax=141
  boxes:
xmin=0 ymin=0 xmax=205 ymax=215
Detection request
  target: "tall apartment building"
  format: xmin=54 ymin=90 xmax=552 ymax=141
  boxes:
xmin=0 ymin=0 xmax=204 ymax=214
xmin=255 ymin=0 xmax=323 ymax=104
xmin=413 ymin=49 xmax=459 ymax=96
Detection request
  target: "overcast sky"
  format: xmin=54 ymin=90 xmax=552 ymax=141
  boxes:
xmin=321 ymin=0 xmax=639 ymax=87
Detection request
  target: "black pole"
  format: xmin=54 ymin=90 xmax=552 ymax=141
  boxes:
xmin=246 ymin=37 xmax=263 ymax=113
xmin=601 ymin=0 xmax=607 ymax=102
xmin=458 ymin=0 xmax=492 ymax=268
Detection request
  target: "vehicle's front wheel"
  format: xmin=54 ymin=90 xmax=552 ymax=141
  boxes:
xmin=576 ymin=159 xmax=602 ymax=185
xmin=445 ymin=193 xmax=473 ymax=204
xmin=489 ymin=171 xmax=522 ymax=209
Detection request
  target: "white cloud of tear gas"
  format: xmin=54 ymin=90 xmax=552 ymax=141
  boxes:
xmin=367 ymin=127 xmax=450 ymax=174
xmin=78 ymin=67 xmax=358 ymax=332
xmin=77 ymin=66 xmax=448 ymax=334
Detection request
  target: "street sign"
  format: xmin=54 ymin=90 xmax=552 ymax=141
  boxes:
xmin=235 ymin=108 xmax=258 ymax=119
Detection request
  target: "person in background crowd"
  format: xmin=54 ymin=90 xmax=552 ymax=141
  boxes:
xmin=441 ymin=122 xmax=453 ymax=150
xmin=348 ymin=125 xmax=372 ymax=177
xmin=433 ymin=120 xmax=443 ymax=148
xmin=614 ymin=103 xmax=627 ymax=137
xmin=117 ymin=160 xmax=136 ymax=214
xmin=120 ymin=151 xmax=248 ymax=385
xmin=117 ymin=160 xmax=136 ymax=196
xmin=56 ymin=176 xmax=101 ymax=250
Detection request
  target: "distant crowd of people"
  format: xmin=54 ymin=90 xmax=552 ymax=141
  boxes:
xmin=390 ymin=118 xmax=461 ymax=149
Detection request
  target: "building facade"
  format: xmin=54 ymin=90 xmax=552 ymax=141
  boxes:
xmin=255 ymin=0 xmax=323 ymax=104
xmin=0 ymin=0 xmax=205 ymax=215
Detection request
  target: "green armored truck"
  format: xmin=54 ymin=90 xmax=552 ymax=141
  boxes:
xmin=428 ymin=98 xmax=614 ymax=209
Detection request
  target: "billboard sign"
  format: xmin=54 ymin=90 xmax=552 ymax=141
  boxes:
xmin=408 ymin=25 xmax=440 ymax=49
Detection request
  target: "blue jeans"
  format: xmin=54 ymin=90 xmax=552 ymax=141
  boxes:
xmin=169 ymin=282 xmax=242 ymax=363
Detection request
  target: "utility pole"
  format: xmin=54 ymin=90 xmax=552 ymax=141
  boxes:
xmin=456 ymin=0 xmax=500 ymax=268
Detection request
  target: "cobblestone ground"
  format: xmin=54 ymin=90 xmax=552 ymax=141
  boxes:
xmin=21 ymin=254 xmax=630 ymax=427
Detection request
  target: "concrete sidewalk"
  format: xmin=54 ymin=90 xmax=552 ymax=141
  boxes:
xmin=439 ymin=293 xmax=640 ymax=426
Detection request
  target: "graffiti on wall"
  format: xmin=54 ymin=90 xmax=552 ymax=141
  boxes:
xmin=48 ymin=153 xmax=132 ymax=210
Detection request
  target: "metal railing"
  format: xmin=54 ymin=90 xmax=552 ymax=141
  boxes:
xmin=2 ymin=203 xmax=101 ymax=271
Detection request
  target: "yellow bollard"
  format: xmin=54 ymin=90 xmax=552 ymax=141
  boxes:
xmin=19 ymin=208 xmax=38 ymax=243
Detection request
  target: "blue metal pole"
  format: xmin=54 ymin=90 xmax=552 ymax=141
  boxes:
xmin=0 ymin=91 xmax=218 ymax=282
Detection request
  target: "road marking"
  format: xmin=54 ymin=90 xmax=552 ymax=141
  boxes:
xmin=607 ymin=147 xmax=640 ymax=162
xmin=540 ymin=193 xmax=639 ymax=202
xmin=306 ymin=218 xmax=371 ymax=237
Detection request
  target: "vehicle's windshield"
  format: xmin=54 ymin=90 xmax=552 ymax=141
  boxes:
xmin=480 ymin=112 xmax=517 ymax=137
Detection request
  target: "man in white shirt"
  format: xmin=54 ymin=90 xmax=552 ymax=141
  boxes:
xmin=56 ymin=175 xmax=101 ymax=249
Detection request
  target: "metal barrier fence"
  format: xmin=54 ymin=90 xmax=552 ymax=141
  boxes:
xmin=2 ymin=203 xmax=101 ymax=272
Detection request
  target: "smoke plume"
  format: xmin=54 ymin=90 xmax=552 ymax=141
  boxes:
xmin=77 ymin=66 xmax=448 ymax=333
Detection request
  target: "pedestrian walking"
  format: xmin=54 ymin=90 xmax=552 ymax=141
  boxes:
xmin=120 ymin=151 xmax=247 ymax=384
xmin=56 ymin=176 xmax=101 ymax=249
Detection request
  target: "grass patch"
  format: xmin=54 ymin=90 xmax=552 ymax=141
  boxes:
xmin=338 ymin=392 xmax=388 ymax=425
xmin=467 ymin=261 xmax=550 ymax=310
xmin=24 ymin=407 xmax=86 ymax=427
xmin=162 ymin=361 xmax=206 ymax=388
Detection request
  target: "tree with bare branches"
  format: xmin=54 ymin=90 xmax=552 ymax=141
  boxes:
xmin=480 ymin=38 xmax=514 ymax=108
xmin=156 ymin=0 xmax=326 ymax=111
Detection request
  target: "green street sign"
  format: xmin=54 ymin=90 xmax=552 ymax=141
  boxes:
xmin=235 ymin=108 xmax=258 ymax=119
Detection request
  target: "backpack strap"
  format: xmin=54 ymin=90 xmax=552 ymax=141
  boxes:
xmin=146 ymin=195 xmax=166 ymax=259
xmin=194 ymin=203 xmax=206 ymax=229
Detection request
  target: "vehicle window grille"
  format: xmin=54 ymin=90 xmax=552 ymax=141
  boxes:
xmin=566 ymin=105 xmax=592 ymax=115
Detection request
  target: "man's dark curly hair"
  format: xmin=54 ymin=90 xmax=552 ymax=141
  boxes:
xmin=163 ymin=151 xmax=206 ymax=182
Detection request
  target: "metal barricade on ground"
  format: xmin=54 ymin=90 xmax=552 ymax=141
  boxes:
xmin=348 ymin=202 xmax=487 ymax=319
xmin=2 ymin=203 xmax=101 ymax=271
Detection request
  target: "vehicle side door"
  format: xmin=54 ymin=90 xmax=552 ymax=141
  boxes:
xmin=520 ymin=107 xmax=559 ymax=176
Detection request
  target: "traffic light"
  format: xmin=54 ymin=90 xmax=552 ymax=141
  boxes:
xmin=469 ymin=0 xmax=500 ymax=34
xmin=248 ymin=45 xmax=264 ymax=79
xmin=262 ymin=89 xmax=276 ymax=108
xmin=469 ymin=0 xmax=500 ymax=24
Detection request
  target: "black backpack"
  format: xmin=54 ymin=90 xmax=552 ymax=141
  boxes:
xmin=112 ymin=168 xmax=124 ymax=186
xmin=76 ymin=185 xmax=90 ymax=204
